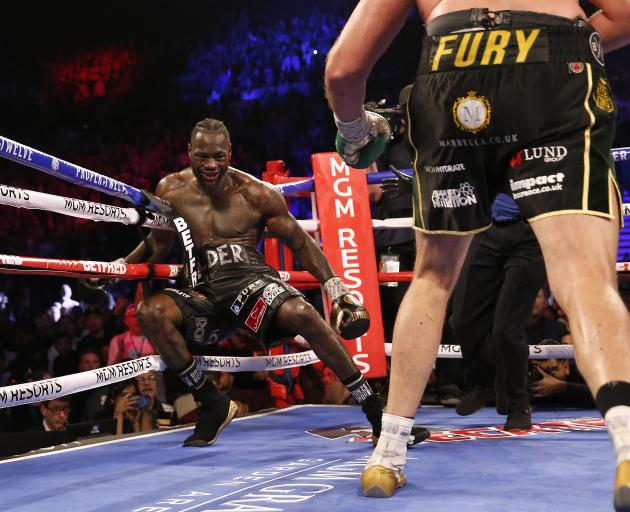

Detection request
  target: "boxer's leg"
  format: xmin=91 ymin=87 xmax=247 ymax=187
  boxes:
xmin=529 ymin=186 xmax=630 ymax=511
xmin=138 ymin=293 xmax=237 ymax=447
xmin=272 ymin=297 xmax=384 ymax=440
xmin=362 ymin=231 xmax=472 ymax=497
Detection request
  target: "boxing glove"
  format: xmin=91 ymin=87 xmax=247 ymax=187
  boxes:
xmin=380 ymin=166 xmax=414 ymax=198
xmin=335 ymin=110 xmax=391 ymax=169
xmin=324 ymin=277 xmax=370 ymax=339
xmin=82 ymin=257 xmax=127 ymax=290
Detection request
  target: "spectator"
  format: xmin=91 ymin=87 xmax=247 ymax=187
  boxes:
xmin=38 ymin=397 xmax=71 ymax=432
xmin=70 ymin=348 xmax=107 ymax=422
xmin=528 ymin=340 xmax=593 ymax=407
xmin=135 ymin=370 xmax=173 ymax=426
xmin=527 ymin=289 xmax=572 ymax=345
xmin=111 ymin=380 xmax=156 ymax=435
xmin=48 ymin=284 xmax=80 ymax=322
xmin=51 ymin=333 xmax=78 ymax=377
xmin=107 ymin=305 xmax=156 ymax=365
xmin=77 ymin=307 xmax=112 ymax=361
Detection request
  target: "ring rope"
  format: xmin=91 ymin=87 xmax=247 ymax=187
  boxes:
xmin=2 ymin=254 xmax=630 ymax=281
xmin=1 ymin=133 xmax=627 ymax=201
xmin=0 ymin=184 xmax=172 ymax=230
xmin=0 ymin=185 xmax=628 ymax=233
xmin=0 ymin=343 xmax=575 ymax=409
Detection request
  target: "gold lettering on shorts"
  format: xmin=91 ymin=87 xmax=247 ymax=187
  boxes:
xmin=515 ymin=29 xmax=540 ymax=62
xmin=432 ymin=35 xmax=459 ymax=71
xmin=480 ymin=30 xmax=511 ymax=65
xmin=431 ymin=28 xmax=544 ymax=71
xmin=454 ymin=32 xmax=484 ymax=68
xmin=593 ymin=77 xmax=615 ymax=113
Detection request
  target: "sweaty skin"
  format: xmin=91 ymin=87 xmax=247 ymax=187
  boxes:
xmin=130 ymin=130 xmax=358 ymax=381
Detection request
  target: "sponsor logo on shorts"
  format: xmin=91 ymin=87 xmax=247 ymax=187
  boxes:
xmin=431 ymin=182 xmax=477 ymax=208
xmin=245 ymin=298 xmax=267 ymax=332
xmin=510 ymin=146 xmax=568 ymax=167
xmin=438 ymin=134 xmax=517 ymax=147
xmin=567 ymin=62 xmax=584 ymax=74
xmin=206 ymin=244 xmax=246 ymax=268
xmin=165 ymin=288 xmax=192 ymax=299
xmin=509 ymin=172 xmax=565 ymax=199
xmin=593 ymin=77 xmax=614 ymax=113
xmin=193 ymin=317 xmax=208 ymax=343
xmin=424 ymin=163 xmax=466 ymax=173
xmin=262 ymin=283 xmax=284 ymax=305
xmin=589 ymin=32 xmax=604 ymax=66
xmin=431 ymin=29 xmax=546 ymax=71
xmin=452 ymin=91 xmax=491 ymax=134
xmin=230 ymin=278 xmax=266 ymax=315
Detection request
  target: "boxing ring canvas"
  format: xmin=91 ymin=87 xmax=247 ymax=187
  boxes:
xmin=0 ymin=405 xmax=613 ymax=512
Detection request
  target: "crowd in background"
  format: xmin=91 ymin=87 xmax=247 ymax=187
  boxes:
xmin=0 ymin=1 xmax=630 ymax=451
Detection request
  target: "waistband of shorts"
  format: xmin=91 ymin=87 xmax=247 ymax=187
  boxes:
xmin=425 ymin=9 xmax=580 ymax=35
xmin=200 ymin=243 xmax=265 ymax=271
xmin=420 ymin=10 xmax=602 ymax=72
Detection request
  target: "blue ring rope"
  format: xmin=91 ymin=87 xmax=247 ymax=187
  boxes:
xmin=0 ymin=133 xmax=628 ymax=202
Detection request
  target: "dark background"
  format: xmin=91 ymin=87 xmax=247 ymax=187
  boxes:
xmin=0 ymin=0 xmax=628 ymax=315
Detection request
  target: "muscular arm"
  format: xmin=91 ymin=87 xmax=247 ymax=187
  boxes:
xmin=588 ymin=0 xmax=630 ymax=52
xmin=324 ymin=0 xmax=414 ymax=121
xmin=262 ymin=184 xmax=335 ymax=283
xmin=125 ymin=176 xmax=177 ymax=264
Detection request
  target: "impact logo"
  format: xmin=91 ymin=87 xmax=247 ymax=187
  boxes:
xmin=432 ymin=182 xmax=477 ymax=208
xmin=510 ymin=172 xmax=565 ymax=199
xmin=510 ymin=146 xmax=568 ymax=167
xmin=452 ymin=91 xmax=491 ymax=134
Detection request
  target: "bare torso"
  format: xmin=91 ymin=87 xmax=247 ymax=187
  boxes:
xmin=418 ymin=0 xmax=586 ymax=23
xmin=159 ymin=167 xmax=268 ymax=248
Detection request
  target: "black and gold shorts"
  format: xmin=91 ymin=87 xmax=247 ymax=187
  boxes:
xmin=408 ymin=9 xmax=621 ymax=234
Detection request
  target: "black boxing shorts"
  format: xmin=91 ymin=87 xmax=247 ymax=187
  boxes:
xmin=159 ymin=243 xmax=303 ymax=350
xmin=408 ymin=9 xmax=621 ymax=234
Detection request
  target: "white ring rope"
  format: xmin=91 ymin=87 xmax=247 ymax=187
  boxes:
xmin=0 ymin=343 xmax=575 ymax=409
xmin=0 ymin=184 xmax=172 ymax=230
xmin=1 ymin=184 xmax=628 ymax=233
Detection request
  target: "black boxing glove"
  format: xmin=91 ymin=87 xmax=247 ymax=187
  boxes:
xmin=324 ymin=277 xmax=370 ymax=339
xmin=379 ymin=166 xmax=414 ymax=198
xmin=81 ymin=257 xmax=128 ymax=291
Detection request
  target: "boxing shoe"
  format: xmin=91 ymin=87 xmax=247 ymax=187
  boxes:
xmin=615 ymin=460 xmax=630 ymax=512
xmin=504 ymin=407 xmax=532 ymax=431
xmin=361 ymin=464 xmax=407 ymax=498
xmin=183 ymin=394 xmax=238 ymax=447
xmin=456 ymin=386 xmax=490 ymax=416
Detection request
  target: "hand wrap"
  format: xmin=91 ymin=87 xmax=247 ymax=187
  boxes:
xmin=334 ymin=109 xmax=391 ymax=169
xmin=324 ymin=277 xmax=370 ymax=339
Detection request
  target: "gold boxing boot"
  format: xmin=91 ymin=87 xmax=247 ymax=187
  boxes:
xmin=361 ymin=464 xmax=407 ymax=498
xmin=615 ymin=460 xmax=630 ymax=512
